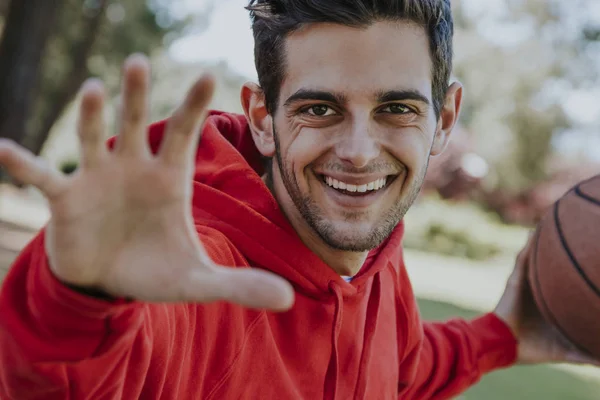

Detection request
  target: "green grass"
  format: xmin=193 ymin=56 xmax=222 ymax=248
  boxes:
xmin=417 ymin=298 xmax=600 ymax=400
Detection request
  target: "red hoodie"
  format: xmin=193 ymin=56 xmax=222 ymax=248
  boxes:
xmin=0 ymin=111 xmax=517 ymax=400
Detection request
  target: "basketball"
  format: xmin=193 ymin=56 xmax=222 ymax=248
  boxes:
xmin=529 ymin=174 xmax=600 ymax=358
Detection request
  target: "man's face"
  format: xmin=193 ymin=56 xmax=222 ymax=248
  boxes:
xmin=269 ymin=21 xmax=443 ymax=252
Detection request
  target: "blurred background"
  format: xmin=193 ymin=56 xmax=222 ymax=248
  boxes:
xmin=0 ymin=0 xmax=599 ymax=398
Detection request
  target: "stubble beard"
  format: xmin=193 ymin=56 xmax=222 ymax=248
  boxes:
xmin=271 ymin=129 xmax=427 ymax=252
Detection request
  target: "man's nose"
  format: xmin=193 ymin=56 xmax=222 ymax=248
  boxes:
xmin=334 ymin=121 xmax=380 ymax=169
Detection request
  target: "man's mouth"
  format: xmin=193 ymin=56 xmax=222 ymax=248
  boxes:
xmin=320 ymin=174 xmax=394 ymax=197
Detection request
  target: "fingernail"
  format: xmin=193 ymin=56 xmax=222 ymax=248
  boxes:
xmin=125 ymin=53 xmax=149 ymax=69
xmin=82 ymin=78 xmax=104 ymax=93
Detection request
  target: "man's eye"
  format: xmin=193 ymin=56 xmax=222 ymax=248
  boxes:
xmin=381 ymin=104 xmax=411 ymax=114
xmin=304 ymin=105 xmax=337 ymax=117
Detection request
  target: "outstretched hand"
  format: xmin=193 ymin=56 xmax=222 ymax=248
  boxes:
xmin=0 ymin=54 xmax=294 ymax=311
xmin=494 ymin=233 xmax=598 ymax=366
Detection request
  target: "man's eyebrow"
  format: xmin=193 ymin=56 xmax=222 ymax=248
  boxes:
xmin=283 ymin=89 xmax=348 ymax=107
xmin=376 ymin=90 xmax=430 ymax=106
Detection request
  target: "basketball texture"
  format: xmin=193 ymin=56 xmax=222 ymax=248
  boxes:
xmin=529 ymin=174 xmax=600 ymax=358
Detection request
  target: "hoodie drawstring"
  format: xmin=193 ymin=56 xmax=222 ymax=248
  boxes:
xmin=353 ymin=273 xmax=382 ymax=399
xmin=324 ymin=281 xmax=344 ymax=400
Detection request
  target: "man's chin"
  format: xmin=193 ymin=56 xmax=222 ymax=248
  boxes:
xmin=322 ymin=236 xmax=381 ymax=252
xmin=314 ymin=221 xmax=384 ymax=252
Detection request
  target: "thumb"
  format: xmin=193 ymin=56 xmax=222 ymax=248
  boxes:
xmin=185 ymin=267 xmax=295 ymax=311
xmin=508 ymin=230 xmax=537 ymax=284
xmin=494 ymin=230 xmax=537 ymax=332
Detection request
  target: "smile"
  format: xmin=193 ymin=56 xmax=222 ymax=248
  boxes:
xmin=318 ymin=173 xmax=397 ymax=205
xmin=323 ymin=176 xmax=387 ymax=193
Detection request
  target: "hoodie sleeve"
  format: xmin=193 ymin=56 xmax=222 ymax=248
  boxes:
xmin=398 ymin=313 xmax=518 ymax=400
xmin=0 ymin=233 xmax=150 ymax=399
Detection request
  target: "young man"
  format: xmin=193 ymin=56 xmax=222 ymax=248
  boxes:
xmin=0 ymin=1 xmax=595 ymax=399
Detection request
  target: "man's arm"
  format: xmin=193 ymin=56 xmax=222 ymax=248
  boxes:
xmin=392 ymin=255 xmax=517 ymax=400
xmin=0 ymin=54 xmax=292 ymax=398
xmin=0 ymin=234 xmax=149 ymax=399
xmin=397 ymin=313 xmax=517 ymax=400
xmin=397 ymin=233 xmax=600 ymax=400
xmin=0 ymin=223 xmax=258 ymax=400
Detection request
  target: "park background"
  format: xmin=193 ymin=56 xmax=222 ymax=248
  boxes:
xmin=1 ymin=0 xmax=600 ymax=398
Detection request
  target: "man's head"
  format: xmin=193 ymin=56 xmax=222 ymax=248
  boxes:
xmin=241 ymin=0 xmax=462 ymax=255
xmin=248 ymin=0 xmax=454 ymax=119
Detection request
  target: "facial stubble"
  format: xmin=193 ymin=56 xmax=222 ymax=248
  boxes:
xmin=271 ymin=126 xmax=427 ymax=252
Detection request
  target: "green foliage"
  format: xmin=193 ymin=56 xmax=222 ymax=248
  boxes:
xmin=88 ymin=1 xmax=189 ymax=82
xmin=404 ymin=222 xmax=501 ymax=261
xmin=18 ymin=0 xmax=199 ymax=154
xmin=403 ymin=195 xmax=528 ymax=261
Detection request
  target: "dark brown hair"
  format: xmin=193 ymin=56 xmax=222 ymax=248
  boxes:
xmin=246 ymin=0 xmax=454 ymax=118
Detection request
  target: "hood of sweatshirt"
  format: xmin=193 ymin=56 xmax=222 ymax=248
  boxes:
xmin=145 ymin=110 xmax=405 ymax=301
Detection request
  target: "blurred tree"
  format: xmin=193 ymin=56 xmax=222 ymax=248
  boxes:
xmin=21 ymin=0 xmax=192 ymax=156
xmin=0 ymin=0 xmax=62 ymax=147
xmin=22 ymin=0 xmax=110 ymax=156
xmin=452 ymin=0 xmax=600 ymax=195
xmin=0 ymin=0 xmax=10 ymax=19
xmin=0 ymin=0 xmax=198 ymax=174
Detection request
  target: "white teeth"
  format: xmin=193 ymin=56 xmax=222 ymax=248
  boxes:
xmin=324 ymin=176 xmax=388 ymax=193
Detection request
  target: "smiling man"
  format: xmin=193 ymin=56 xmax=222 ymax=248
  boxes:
xmin=0 ymin=1 xmax=595 ymax=399
xmin=251 ymin=18 xmax=456 ymax=275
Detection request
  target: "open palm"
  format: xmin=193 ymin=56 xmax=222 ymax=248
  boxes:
xmin=0 ymin=54 xmax=293 ymax=310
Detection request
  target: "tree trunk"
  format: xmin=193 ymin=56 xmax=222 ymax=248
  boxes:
xmin=0 ymin=0 xmax=62 ymax=145
xmin=0 ymin=0 xmax=10 ymax=19
xmin=23 ymin=0 xmax=108 ymax=156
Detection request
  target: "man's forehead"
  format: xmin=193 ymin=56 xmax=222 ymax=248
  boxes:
xmin=281 ymin=20 xmax=433 ymax=101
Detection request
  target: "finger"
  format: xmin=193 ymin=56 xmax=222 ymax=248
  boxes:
xmin=184 ymin=267 xmax=295 ymax=311
xmin=509 ymin=229 xmax=537 ymax=284
xmin=77 ymin=79 xmax=108 ymax=167
xmin=515 ymin=229 xmax=536 ymax=264
xmin=0 ymin=139 xmax=67 ymax=199
xmin=115 ymin=54 xmax=151 ymax=157
xmin=158 ymin=74 xmax=215 ymax=166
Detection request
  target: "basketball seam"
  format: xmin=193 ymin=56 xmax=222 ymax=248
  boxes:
xmin=530 ymin=225 xmax=589 ymax=352
xmin=533 ymin=213 xmax=596 ymax=357
xmin=574 ymin=186 xmax=600 ymax=206
xmin=554 ymin=198 xmax=600 ymax=297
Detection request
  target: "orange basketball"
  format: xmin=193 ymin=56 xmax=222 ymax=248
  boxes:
xmin=529 ymin=174 xmax=600 ymax=358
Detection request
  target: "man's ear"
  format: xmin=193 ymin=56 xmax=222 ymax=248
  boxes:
xmin=241 ymin=82 xmax=275 ymax=157
xmin=431 ymin=81 xmax=463 ymax=156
